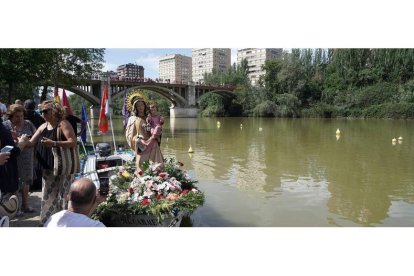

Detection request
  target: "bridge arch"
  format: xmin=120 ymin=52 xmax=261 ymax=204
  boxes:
xmin=111 ymin=85 xmax=188 ymax=108
xmin=196 ymin=89 xmax=237 ymax=103
xmin=55 ymin=85 xmax=100 ymax=106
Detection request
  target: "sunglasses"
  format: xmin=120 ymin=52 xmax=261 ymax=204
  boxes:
xmin=40 ymin=109 xmax=51 ymax=114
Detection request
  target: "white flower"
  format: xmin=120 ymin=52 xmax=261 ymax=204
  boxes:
xmin=191 ymin=188 xmax=199 ymax=193
xmin=158 ymin=182 xmax=166 ymax=190
xmin=143 ymin=190 xmax=154 ymax=197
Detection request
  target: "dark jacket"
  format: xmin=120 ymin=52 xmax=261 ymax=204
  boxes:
xmin=0 ymin=118 xmax=21 ymax=194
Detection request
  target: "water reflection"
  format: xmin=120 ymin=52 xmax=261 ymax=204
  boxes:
xmin=91 ymin=116 xmax=414 ymax=226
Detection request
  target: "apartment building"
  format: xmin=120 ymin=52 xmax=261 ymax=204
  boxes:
xmin=117 ymin=63 xmax=144 ymax=79
xmin=192 ymin=48 xmax=231 ymax=83
xmin=159 ymin=54 xmax=192 ymax=83
xmin=237 ymin=48 xmax=283 ymax=85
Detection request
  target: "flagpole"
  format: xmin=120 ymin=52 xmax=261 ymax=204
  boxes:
xmin=109 ymin=110 xmax=117 ymax=154
xmin=80 ymin=136 xmax=88 ymax=156
xmin=86 ymin=120 xmax=95 ymax=153
xmin=107 ymin=81 xmax=117 ymax=154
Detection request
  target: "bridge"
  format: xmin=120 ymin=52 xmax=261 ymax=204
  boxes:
xmin=56 ymin=78 xmax=237 ymax=117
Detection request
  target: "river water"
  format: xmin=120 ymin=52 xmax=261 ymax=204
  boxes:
xmin=91 ymin=116 xmax=414 ymax=227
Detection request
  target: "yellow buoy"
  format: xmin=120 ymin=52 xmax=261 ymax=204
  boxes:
xmin=188 ymin=146 xmax=194 ymax=153
xmin=336 ymin=128 xmax=340 ymax=135
xmin=188 ymin=153 xmax=193 ymax=158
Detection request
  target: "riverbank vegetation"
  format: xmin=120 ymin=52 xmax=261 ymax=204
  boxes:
xmin=199 ymin=49 xmax=414 ymax=119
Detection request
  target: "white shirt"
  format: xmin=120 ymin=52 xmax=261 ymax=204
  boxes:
xmin=45 ymin=210 xmax=105 ymax=227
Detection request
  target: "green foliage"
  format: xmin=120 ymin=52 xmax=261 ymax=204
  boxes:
xmin=198 ymin=93 xmax=226 ymax=117
xmin=302 ymin=103 xmax=337 ymax=118
xmin=0 ymin=48 xmax=104 ymax=103
xmin=274 ymin=93 xmax=301 ymax=117
xmin=252 ymin=100 xmax=278 ymax=117
xmin=361 ymin=102 xmax=414 ymax=119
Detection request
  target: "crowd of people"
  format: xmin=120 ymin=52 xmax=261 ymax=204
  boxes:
xmin=0 ymin=92 xmax=165 ymax=227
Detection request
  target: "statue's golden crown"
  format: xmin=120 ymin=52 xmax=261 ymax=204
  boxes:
xmin=126 ymin=90 xmax=148 ymax=112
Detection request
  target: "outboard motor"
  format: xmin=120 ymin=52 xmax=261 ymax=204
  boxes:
xmin=96 ymin=142 xmax=112 ymax=157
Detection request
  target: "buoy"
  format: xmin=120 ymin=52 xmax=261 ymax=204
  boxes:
xmin=336 ymin=128 xmax=340 ymax=135
xmin=240 ymin=123 xmax=243 ymax=127
xmin=188 ymin=146 xmax=194 ymax=153
xmin=336 ymin=134 xmax=340 ymax=141
xmin=217 ymin=121 xmax=221 ymax=125
xmin=398 ymin=140 xmax=403 ymax=145
xmin=259 ymin=127 xmax=263 ymax=132
xmin=398 ymin=136 xmax=403 ymax=141
xmin=392 ymin=138 xmax=397 ymax=143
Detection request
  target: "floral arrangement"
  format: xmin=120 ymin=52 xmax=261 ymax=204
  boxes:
xmin=92 ymin=157 xmax=204 ymax=226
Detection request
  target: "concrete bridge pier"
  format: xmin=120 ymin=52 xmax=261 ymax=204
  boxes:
xmin=170 ymin=107 xmax=198 ymax=118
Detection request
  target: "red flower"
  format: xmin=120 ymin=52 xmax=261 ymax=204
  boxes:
xmin=138 ymin=170 xmax=143 ymax=176
xmin=128 ymin=187 xmax=134 ymax=193
xmin=159 ymin=173 xmax=166 ymax=178
xmin=156 ymin=194 xmax=164 ymax=200
xmin=141 ymin=198 xmax=151 ymax=206
xmin=182 ymin=189 xmax=189 ymax=195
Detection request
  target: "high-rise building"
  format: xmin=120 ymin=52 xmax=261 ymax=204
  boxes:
xmin=237 ymin=48 xmax=283 ymax=85
xmin=192 ymin=48 xmax=231 ymax=83
xmin=117 ymin=63 xmax=144 ymax=79
xmin=159 ymin=54 xmax=192 ymax=83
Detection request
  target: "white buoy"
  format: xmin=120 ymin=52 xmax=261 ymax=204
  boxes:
xmin=398 ymin=136 xmax=403 ymax=141
xmin=188 ymin=146 xmax=194 ymax=153
xmin=240 ymin=123 xmax=243 ymax=128
xmin=392 ymin=138 xmax=397 ymax=143
xmin=259 ymin=127 xmax=263 ymax=132
xmin=336 ymin=128 xmax=340 ymax=135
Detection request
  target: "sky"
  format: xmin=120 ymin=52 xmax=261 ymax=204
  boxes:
xmin=104 ymin=48 xmax=238 ymax=79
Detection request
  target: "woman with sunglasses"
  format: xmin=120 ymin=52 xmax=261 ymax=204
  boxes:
xmin=25 ymin=100 xmax=77 ymax=226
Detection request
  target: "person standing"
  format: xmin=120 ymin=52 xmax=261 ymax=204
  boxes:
xmin=63 ymin=106 xmax=86 ymax=137
xmin=24 ymin=99 xmax=45 ymax=191
xmin=24 ymin=99 xmax=45 ymax=129
xmin=125 ymin=96 xmax=164 ymax=171
xmin=45 ymin=178 xmax=106 ymax=227
xmin=1 ymin=111 xmax=29 ymax=198
xmin=24 ymin=100 xmax=77 ymax=226
xmin=3 ymin=104 xmax=36 ymax=213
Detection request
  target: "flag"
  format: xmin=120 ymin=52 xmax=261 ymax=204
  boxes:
xmin=54 ymin=86 xmax=60 ymax=103
xmin=98 ymin=84 xmax=109 ymax=133
xmin=61 ymin=88 xmax=73 ymax=115
xmin=80 ymin=101 xmax=88 ymax=144
xmin=122 ymin=91 xmax=130 ymax=129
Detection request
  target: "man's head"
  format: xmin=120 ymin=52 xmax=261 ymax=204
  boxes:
xmin=68 ymin=178 xmax=97 ymax=210
xmin=24 ymin=99 xmax=36 ymax=111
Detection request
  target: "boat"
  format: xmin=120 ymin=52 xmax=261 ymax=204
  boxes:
xmin=81 ymin=142 xmax=134 ymax=192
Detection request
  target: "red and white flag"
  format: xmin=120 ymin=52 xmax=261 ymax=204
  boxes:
xmin=61 ymin=88 xmax=73 ymax=115
xmin=98 ymin=84 xmax=109 ymax=133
